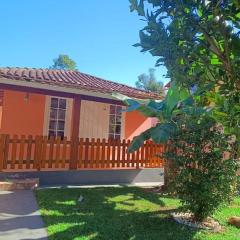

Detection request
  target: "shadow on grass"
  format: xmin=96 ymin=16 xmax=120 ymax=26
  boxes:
xmin=36 ymin=187 xmax=198 ymax=240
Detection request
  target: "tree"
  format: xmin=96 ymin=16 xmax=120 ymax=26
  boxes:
xmin=50 ymin=54 xmax=77 ymax=70
xmin=129 ymin=0 xmax=240 ymax=159
xmin=136 ymin=68 xmax=164 ymax=96
xmin=121 ymin=0 xmax=240 ymax=221
xmin=115 ymin=79 xmax=237 ymax=221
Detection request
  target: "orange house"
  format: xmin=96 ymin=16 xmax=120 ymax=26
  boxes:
xmin=0 ymin=68 xmax=165 ymax=185
xmin=0 ymin=67 xmax=158 ymax=141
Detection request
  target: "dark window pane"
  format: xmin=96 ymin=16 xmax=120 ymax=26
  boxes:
xmin=57 ymin=131 xmax=64 ymax=139
xmin=109 ymin=125 xmax=115 ymax=134
xmin=108 ymin=134 xmax=114 ymax=139
xmin=115 ymin=134 xmax=121 ymax=140
xmin=48 ymin=130 xmax=56 ymax=138
xmin=59 ymin=99 xmax=66 ymax=109
xmin=49 ymin=120 xmax=56 ymax=130
xmin=51 ymin=98 xmax=58 ymax=108
xmin=58 ymin=121 xmax=65 ymax=131
xmin=116 ymin=115 xmax=121 ymax=124
xmin=110 ymin=105 xmax=116 ymax=114
xmin=115 ymin=125 xmax=121 ymax=134
xmin=109 ymin=115 xmax=115 ymax=125
xmin=50 ymin=109 xmax=58 ymax=119
xmin=58 ymin=109 xmax=66 ymax=120
xmin=116 ymin=106 xmax=122 ymax=114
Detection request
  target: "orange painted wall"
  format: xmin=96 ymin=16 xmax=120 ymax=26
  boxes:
xmin=0 ymin=89 xmax=156 ymax=140
xmin=0 ymin=90 xmax=46 ymax=136
xmin=125 ymin=110 xmax=157 ymax=140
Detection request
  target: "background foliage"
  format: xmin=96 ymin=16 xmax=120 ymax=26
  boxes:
xmin=136 ymin=68 xmax=164 ymax=96
xmin=130 ymin=0 xmax=240 ymax=158
xmin=50 ymin=54 xmax=77 ymax=70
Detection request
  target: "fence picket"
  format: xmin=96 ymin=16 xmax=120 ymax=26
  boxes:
xmin=84 ymin=138 xmax=89 ymax=168
xmin=90 ymin=138 xmax=95 ymax=168
xmin=0 ymin=135 xmax=6 ymax=170
xmin=3 ymin=135 xmax=9 ymax=169
xmin=121 ymin=139 xmax=126 ymax=168
xmin=78 ymin=138 xmax=83 ymax=168
xmin=33 ymin=136 xmax=40 ymax=169
xmin=26 ymin=135 xmax=32 ymax=169
xmin=112 ymin=139 xmax=116 ymax=168
xmin=126 ymin=140 xmax=130 ymax=168
xmin=19 ymin=135 xmax=25 ymax=169
xmin=11 ymin=135 xmax=18 ymax=169
xmin=106 ymin=139 xmax=111 ymax=168
xmin=136 ymin=148 xmax=140 ymax=169
xmin=48 ymin=136 xmax=54 ymax=168
xmin=101 ymin=139 xmax=106 ymax=168
xmin=41 ymin=136 xmax=48 ymax=168
xmin=62 ymin=137 xmax=67 ymax=168
xmin=55 ymin=136 xmax=61 ymax=168
xmin=96 ymin=138 xmax=100 ymax=168
xmin=117 ymin=139 xmax=121 ymax=168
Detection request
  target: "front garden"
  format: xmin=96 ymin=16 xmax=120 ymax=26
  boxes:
xmin=37 ymin=2 xmax=240 ymax=239
xmin=36 ymin=187 xmax=240 ymax=240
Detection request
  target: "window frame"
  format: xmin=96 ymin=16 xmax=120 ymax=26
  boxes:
xmin=48 ymin=97 xmax=67 ymax=139
xmin=108 ymin=104 xmax=123 ymax=140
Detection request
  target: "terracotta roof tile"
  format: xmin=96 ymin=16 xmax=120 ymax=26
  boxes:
xmin=0 ymin=67 xmax=161 ymax=99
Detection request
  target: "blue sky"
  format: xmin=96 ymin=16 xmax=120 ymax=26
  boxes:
xmin=0 ymin=0 xmax=167 ymax=87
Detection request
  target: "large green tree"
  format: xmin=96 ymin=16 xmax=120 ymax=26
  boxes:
xmin=50 ymin=54 xmax=77 ymax=70
xmin=136 ymin=68 xmax=164 ymax=96
xmin=130 ymin=0 xmax=240 ymax=158
xmin=121 ymin=0 xmax=240 ymax=220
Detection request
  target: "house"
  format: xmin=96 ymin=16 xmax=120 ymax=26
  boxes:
xmin=0 ymin=67 xmax=164 ymax=185
xmin=0 ymin=67 xmax=159 ymax=141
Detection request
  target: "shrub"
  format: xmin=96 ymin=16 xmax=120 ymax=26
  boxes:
xmin=237 ymin=176 xmax=240 ymax=195
xmin=165 ymin=115 xmax=237 ymax=221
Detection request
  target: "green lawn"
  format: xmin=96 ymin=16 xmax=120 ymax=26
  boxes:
xmin=36 ymin=187 xmax=240 ymax=240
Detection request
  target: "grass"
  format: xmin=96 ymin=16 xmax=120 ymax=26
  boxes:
xmin=36 ymin=187 xmax=240 ymax=240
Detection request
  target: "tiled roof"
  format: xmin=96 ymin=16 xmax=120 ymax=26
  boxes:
xmin=0 ymin=67 xmax=160 ymax=99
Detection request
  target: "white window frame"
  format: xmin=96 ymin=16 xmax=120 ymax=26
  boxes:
xmin=43 ymin=96 xmax=72 ymax=139
xmin=108 ymin=104 xmax=123 ymax=140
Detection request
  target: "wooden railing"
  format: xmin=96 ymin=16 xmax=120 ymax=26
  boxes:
xmin=0 ymin=134 xmax=164 ymax=171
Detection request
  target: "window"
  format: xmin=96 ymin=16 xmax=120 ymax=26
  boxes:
xmin=108 ymin=105 xmax=122 ymax=139
xmin=48 ymin=97 xmax=66 ymax=139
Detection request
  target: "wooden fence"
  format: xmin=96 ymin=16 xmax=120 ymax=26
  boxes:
xmin=0 ymin=134 xmax=164 ymax=171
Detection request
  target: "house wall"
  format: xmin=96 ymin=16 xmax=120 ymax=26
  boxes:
xmin=0 ymin=90 xmax=46 ymax=136
xmin=79 ymin=100 xmax=109 ymax=139
xmin=125 ymin=110 xmax=157 ymax=140
xmin=0 ymin=89 xmax=155 ymax=140
xmin=78 ymin=100 xmax=126 ymax=139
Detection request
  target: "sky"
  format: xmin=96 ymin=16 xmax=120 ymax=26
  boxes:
xmin=0 ymin=0 xmax=168 ymax=87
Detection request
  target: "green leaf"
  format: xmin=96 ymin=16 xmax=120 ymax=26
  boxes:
xmin=165 ymin=81 xmax=190 ymax=115
xmin=129 ymin=0 xmax=138 ymax=12
xmin=211 ymin=58 xmax=221 ymax=65
xmin=197 ymin=8 xmax=203 ymax=17
xmin=133 ymin=43 xmax=141 ymax=47
xmin=128 ymin=129 xmax=151 ymax=152
xmin=150 ymin=123 xmax=177 ymax=143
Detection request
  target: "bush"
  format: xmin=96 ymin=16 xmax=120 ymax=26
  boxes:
xmin=165 ymin=115 xmax=237 ymax=221
xmin=237 ymin=176 xmax=240 ymax=195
